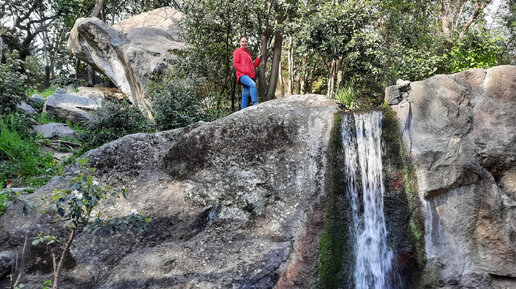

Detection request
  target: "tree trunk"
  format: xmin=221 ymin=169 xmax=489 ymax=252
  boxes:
xmin=75 ymin=58 xmax=81 ymax=79
xmin=327 ymin=59 xmax=336 ymax=98
xmin=264 ymin=18 xmax=283 ymax=101
xmin=0 ymin=35 xmax=3 ymax=63
xmin=44 ymin=66 xmax=51 ymax=88
xmin=231 ymin=74 xmax=236 ymax=111
xmin=91 ymin=0 xmax=105 ymax=18
xmin=52 ymin=228 xmax=76 ymax=289
xmin=336 ymin=56 xmax=343 ymax=89
xmin=257 ymin=28 xmax=271 ymax=100
xmin=87 ymin=66 xmax=96 ymax=86
xmin=287 ymin=36 xmax=294 ymax=96
xmin=279 ymin=63 xmax=285 ymax=98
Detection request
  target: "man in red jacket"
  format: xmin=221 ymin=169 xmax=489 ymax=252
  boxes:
xmin=233 ymin=36 xmax=261 ymax=109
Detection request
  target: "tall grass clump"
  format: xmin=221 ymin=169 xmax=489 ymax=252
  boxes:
xmin=334 ymin=83 xmax=358 ymax=110
xmin=0 ymin=114 xmax=56 ymax=188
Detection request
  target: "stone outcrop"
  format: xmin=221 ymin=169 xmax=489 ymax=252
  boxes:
xmin=33 ymin=123 xmax=76 ymax=139
xmin=16 ymin=101 xmax=36 ymax=115
xmin=28 ymin=94 xmax=46 ymax=105
xmin=44 ymin=88 xmax=103 ymax=123
xmin=0 ymin=95 xmax=339 ymax=288
xmin=68 ymin=7 xmax=184 ymax=119
xmin=391 ymin=65 xmax=516 ymax=288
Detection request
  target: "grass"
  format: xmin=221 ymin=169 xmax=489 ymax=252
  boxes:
xmin=333 ymin=83 xmax=358 ymax=110
xmin=0 ymin=193 xmax=7 ymax=215
xmin=26 ymin=86 xmax=58 ymax=98
xmin=35 ymin=112 xmax=60 ymax=124
xmin=0 ymin=114 xmax=59 ymax=189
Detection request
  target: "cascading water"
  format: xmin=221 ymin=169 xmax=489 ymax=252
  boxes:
xmin=341 ymin=112 xmax=398 ymax=289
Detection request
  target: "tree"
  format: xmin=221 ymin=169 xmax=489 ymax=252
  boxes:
xmin=439 ymin=0 xmax=492 ymax=44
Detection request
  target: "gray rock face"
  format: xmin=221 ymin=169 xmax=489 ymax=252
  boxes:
xmin=33 ymin=123 xmax=76 ymax=139
xmin=17 ymin=101 xmax=36 ymax=115
xmin=385 ymin=79 xmax=411 ymax=106
xmin=0 ymin=95 xmax=339 ymax=288
xmin=68 ymin=7 xmax=185 ymax=119
xmin=29 ymin=94 xmax=46 ymax=105
xmin=0 ymin=251 xmax=15 ymax=278
xmin=391 ymin=65 xmax=516 ymax=288
xmin=44 ymin=88 xmax=102 ymax=123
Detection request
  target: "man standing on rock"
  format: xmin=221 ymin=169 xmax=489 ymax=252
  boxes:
xmin=233 ymin=36 xmax=261 ymax=109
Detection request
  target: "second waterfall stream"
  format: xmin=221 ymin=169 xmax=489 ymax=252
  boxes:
xmin=341 ymin=111 xmax=399 ymax=289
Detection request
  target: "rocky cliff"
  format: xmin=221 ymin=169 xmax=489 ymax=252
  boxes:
xmin=0 ymin=95 xmax=339 ymax=288
xmin=1 ymin=66 xmax=514 ymax=289
xmin=390 ymin=65 xmax=516 ymax=288
xmin=68 ymin=7 xmax=184 ymax=119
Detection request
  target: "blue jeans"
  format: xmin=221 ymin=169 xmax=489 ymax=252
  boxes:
xmin=240 ymin=75 xmax=258 ymax=109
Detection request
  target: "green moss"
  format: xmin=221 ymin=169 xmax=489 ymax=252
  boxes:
xmin=382 ymin=106 xmax=427 ymax=276
xmin=317 ymin=112 xmax=353 ymax=289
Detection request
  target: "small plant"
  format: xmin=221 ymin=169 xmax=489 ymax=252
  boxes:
xmin=26 ymin=86 xmax=58 ymax=99
xmin=35 ymin=113 xmax=60 ymax=125
xmin=40 ymin=280 xmax=52 ymax=289
xmin=41 ymin=158 xmax=149 ymax=289
xmin=334 ymin=83 xmax=358 ymax=110
xmin=32 ymin=233 xmax=59 ymax=246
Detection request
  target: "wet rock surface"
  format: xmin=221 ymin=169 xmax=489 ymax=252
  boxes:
xmin=0 ymin=95 xmax=338 ymax=288
xmin=391 ymin=65 xmax=516 ymax=288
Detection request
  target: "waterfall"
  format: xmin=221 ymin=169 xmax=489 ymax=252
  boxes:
xmin=341 ymin=112 xmax=397 ymax=289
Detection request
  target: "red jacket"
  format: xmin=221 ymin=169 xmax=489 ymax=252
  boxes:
xmin=233 ymin=47 xmax=261 ymax=84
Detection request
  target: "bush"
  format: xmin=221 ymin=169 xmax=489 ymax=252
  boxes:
xmin=446 ymin=31 xmax=501 ymax=73
xmin=334 ymin=84 xmax=358 ymax=110
xmin=148 ymin=72 xmax=209 ymax=131
xmin=0 ymin=50 xmax=26 ymax=116
xmin=76 ymin=99 xmax=153 ymax=154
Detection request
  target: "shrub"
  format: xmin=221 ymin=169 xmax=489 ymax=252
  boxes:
xmin=446 ymin=31 xmax=501 ymax=73
xmin=0 ymin=50 xmax=26 ymax=116
xmin=148 ymin=72 xmax=209 ymax=131
xmin=76 ymin=99 xmax=153 ymax=154
xmin=334 ymin=84 xmax=358 ymax=110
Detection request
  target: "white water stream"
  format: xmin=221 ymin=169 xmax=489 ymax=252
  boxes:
xmin=341 ymin=112 xmax=397 ymax=289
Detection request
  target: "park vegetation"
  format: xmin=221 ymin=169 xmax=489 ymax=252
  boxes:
xmin=0 ymin=0 xmax=514 ymax=209
xmin=0 ymin=1 xmax=514 ymax=287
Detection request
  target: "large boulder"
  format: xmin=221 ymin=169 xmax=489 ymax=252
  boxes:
xmin=391 ymin=65 xmax=516 ymax=288
xmin=0 ymin=95 xmax=339 ymax=288
xmin=33 ymin=123 xmax=76 ymax=139
xmin=44 ymin=88 xmax=103 ymax=123
xmin=68 ymin=7 xmax=184 ymax=119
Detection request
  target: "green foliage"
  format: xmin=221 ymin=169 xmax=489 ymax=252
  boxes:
xmin=0 ymin=114 xmax=59 ymax=188
xmin=40 ymin=280 xmax=52 ymax=289
xmin=26 ymin=87 xmax=58 ymax=99
xmin=0 ymin=50 xmax=26 ymax=116
xmin=32 ymin=233 xmax=59 ymax=246
xmin=148 ymin=71 xmax=225 ymax=131
xmin=35 ymin=113 xmax=60 ymax=125
xmin=0 ymin=191 xmax=8 ymax=215
xmin=76 ymin=99 xmax=153 ymax=155
xmin=334 ymin=84 xmax=358 ymax=110
xmin=387 ymin=45 xmax=447 ymax=82
xmin=447 ymin=31 xmax=501 ymax=73
xmin=50 ymin=158 xmax=129 ymax=231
